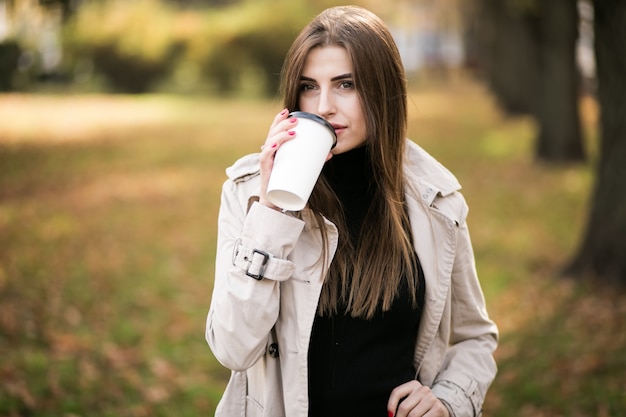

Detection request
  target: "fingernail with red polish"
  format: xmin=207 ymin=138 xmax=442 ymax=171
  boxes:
xmin=271 ymin=143 xmax=278 ymax=148
xmin=288 ymin=131 xmax=296 ymax=136
xmin=388 ymin=411 xmax=394 ymax=417
xmin=290 ymin=117 xmax=297 ymax=123
xmin=280 ymin=108 xmax=288 ymax=116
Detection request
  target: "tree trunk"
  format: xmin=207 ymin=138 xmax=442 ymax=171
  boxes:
xmin=565 ymin=0 xmax=626 ymax=284
xmin=470 ymin=0 xmax=539 ymax=116
xmin=535 ymin=0 xmax=586 ymax=162
xmin=497 ymin=6 xmax=540 ymax=116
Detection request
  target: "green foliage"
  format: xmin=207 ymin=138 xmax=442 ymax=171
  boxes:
xmin=200 ymin=3 xmax=304 ymax=96
xmin=175 ymin=0 xmax=323 ymax=96
xmin=63 ymin=0 xmax=183 ymax=93
xmin=61 ymin=0 xmax=323 ymax=95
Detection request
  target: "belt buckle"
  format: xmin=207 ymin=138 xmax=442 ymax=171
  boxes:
xmin=246 ymin=249 xmax=270 ymax=280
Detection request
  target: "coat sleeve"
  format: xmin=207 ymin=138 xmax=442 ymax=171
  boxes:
xmin=206 ymin=180 xmax=305 ymax=371
xmin=431 ymin=221 xmax=499 ymax=417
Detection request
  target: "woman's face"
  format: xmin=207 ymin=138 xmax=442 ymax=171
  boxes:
xmin=298 ymin=45 xmax=367 ymax=155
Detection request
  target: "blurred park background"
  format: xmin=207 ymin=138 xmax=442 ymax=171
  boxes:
xmin=1 ymin=0 xmax=625 ymax=416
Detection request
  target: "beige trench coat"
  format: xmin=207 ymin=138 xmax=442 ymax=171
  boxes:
xmin=206 ymin=139 xmax=498 ymax=417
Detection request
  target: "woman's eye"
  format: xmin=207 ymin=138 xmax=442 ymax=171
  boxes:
xmin=300 ymin=84 xmax=316 ymax=92
xmin=339 ymin=81 xmax=354 ymax=89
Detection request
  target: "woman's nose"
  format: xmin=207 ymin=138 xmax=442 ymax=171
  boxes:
xmin=316 ymin=89 xmax=336 ymax=117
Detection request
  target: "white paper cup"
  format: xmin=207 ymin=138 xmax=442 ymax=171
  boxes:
xmin=266 ymin=111 xmax=337 ymax=211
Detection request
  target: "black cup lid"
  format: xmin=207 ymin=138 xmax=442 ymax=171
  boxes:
xmin=288 ymin=111 xmax=337 ymax=149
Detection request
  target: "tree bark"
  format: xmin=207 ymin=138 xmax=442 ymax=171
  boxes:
xmin=464 ymin=0 xmax=586 ymax=162
xmin=469 ymin=0 xmax=539 ymax=116
xmin=535 ymin=0 xmax=585 ymax=162
xmin=565 ymin=0 xmax=626 ymax=284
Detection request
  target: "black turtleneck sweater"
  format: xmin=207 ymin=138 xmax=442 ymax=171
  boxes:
xmin=308 ymin=146 xmax=426 ymax=417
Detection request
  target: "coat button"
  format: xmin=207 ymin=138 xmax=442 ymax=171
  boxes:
xmin=268 ymin=343 xmax=279 ymax=358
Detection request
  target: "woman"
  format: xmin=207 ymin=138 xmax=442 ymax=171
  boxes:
xmin=206 ymin=6 xmax=498 ymax=417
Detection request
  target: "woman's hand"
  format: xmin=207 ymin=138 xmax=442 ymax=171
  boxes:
xmin=387 ymin=380 xmax=450 ymax=417
xmin=258 ymin=108 xmax=298 ymax=209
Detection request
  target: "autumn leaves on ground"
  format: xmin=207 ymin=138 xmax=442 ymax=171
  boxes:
xmin=1 ymin=79 xmax=624 ymax=416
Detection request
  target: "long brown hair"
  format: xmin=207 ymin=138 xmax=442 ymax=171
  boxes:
xmin=280 ymin=6 xmax=416 ymax=319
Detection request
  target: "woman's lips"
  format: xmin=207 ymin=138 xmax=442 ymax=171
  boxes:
xmin=331 ymin=123 xmax=346 ymax=134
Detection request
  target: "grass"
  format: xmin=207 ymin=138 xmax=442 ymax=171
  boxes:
xmin=1 ymin=76 xmax=624 ymax=416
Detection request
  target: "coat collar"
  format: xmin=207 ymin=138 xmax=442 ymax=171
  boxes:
xmin=403 ymin=139 xmax=461 ymax=202
xmin=226 ymin=152 xmax=260 ymax=183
